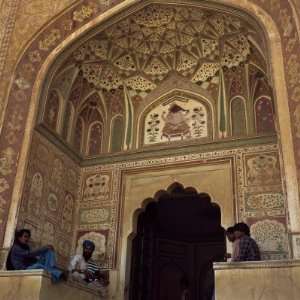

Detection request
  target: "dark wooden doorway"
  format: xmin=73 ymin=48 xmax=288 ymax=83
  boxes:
xmin=129 ymin=183 xmax=226 ymax=300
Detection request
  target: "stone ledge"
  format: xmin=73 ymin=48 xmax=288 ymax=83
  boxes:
xmin=0 ymin=269 xmax=101 ymax=300
xmin=214 ymin=260 xmax=300 ymax=300
xmin=214 ymin=259 xmax=300 ymax=270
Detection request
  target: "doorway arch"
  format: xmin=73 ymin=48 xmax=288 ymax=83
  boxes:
xmin=0 ymin=1 xmax=298 ymax=299
xmin=2 ymin=0 xmax=298 ymax=253
xmin=128 ymin=183 xmax=225 ymax=300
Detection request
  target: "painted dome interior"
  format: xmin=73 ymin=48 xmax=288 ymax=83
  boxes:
xmin=38 ymin=3 xmax=276 ymax=158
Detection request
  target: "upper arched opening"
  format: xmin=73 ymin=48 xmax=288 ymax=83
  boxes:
xmin=37 ymin=1 xmax=276 ymax=159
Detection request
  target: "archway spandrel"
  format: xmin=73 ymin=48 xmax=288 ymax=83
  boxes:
xmin=0 ymin=0 xmax=300 ymax=249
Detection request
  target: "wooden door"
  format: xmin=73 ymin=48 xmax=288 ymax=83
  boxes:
xmin=129 ymin=183 xmax=226 ymax=300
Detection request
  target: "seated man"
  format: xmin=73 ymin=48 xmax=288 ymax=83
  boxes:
xmin=7 ymin=229 xmax=65 ymax=283
xmin=232 ymin=222 xmax=261 ymax=262
xmin=225 ymin=226 xmax=239 ymax=261
xmin=69 ymin=240 xmax=109 ymax=293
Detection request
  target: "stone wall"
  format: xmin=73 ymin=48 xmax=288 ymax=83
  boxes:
xmin=73 ymin=142 xmax=288 ymax=269
xmin=17 ymin=132 xmax=80 ymax=267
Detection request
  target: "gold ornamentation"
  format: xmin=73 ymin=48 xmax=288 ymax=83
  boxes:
xmin=15 ymin=77 xmax=30 ymax=89
xmin=62 ymin=19 xmax=73 ymax=31
xmin=71 ymin=4 xmax=254 ymax=90
xmin=14 ymin=90 xmax=27 ymax=102
xmin=293 ymin=104 xmax=300 ymax=138
xmin=0 ymin=178 xmax=9 ymax=193
xmin=39 ymin=29 xmax=61 ymax=51
xmin=287 ymin=54 xmax=300 ymax=89
xmin=279 ymin=8 xmax=294 ymax=37
xmin=28 ymin=50 xmax=41 ymax=63
xmin=80 ymin=208 xmax=110 ymax=223
xmin=285 ymin=32 xmax=298 ymax=53
xmin=0 ymin=147 xmax=15 ymax=176
xmin=246 ymin=193 xmax=284 ymax=210
xmin=21 ymin=63 xmax=35 ymax=78
xmin=291 ymin=87 xmax=300 ymax=102
xmin=73 ymin=5 xmax=94 ymax=23
xmin=0 ymin=196 xmax=6 ymax=224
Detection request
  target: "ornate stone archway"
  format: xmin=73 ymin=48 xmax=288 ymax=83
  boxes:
xmin=1 ymin=1 xmax=300 ymax=297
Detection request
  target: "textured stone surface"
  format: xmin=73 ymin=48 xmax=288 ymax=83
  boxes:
xmin=214 ymin=260 xmax=300 ymax=300
xmin=0 ymin=270 xmax=100 ymax=300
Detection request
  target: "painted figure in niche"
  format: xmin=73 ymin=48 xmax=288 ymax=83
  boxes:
xmin=41 ymin=221 xmax=55 ymax=246
xmin=0 ymin=147 xmax=15 ymax=176
xmin=190 ymin=106 xmax=207 ymax=138
xmin=255 ymin=97 xmax=276 ymax=134
xmin=28 ymin=173 xmax=43 ymax=216
xmin=88 ymin=122 xmax=102 ymax=156
xmin=246 ymin=154 xmax=280 ymax=185
xmin=74 ymin=117 xmax=84 ymax=153
xmin=47 ymin=193 xmax=59 ymax=212
xmin=44 ymin=90 xmax=60 ymax=131
xmin=161 ymin=104 xmax=191 ymax=141
xmin=51 ymin=158 xmax=63 ymax=185
xmin=61 ymin=194 xmax=74 ymax=233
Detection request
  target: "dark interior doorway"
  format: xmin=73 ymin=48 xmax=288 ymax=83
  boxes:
xmin=129 ymin=183 xmax=226 ymax=300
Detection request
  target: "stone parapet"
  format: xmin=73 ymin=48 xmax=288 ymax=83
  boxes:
xmin=0 ymin=270 xmax=101 ymax=300
xmin=214 ymin=260 xmax=300 ymax=300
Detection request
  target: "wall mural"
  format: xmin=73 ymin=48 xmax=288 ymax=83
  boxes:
xmin=144 ymin=99 xmax=209 ymax=145
xmin=69 ymin=143 xmax=289 ymax=268
xmin=17 ymin=132 xmax=80 ymax=267
xmin=14 ymin=2 xmax=289 ymax=268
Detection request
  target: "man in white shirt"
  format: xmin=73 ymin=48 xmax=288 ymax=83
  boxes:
xmin=69 ymin=240 xmax=109 ymax=293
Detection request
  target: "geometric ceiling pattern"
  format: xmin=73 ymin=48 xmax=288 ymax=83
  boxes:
xmin=73 ymin=4 xmax=256 ymax=92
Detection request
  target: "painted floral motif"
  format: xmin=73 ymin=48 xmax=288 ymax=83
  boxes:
xmin=80 ymin=208 xmax=110 ymax=224
xmin=14 ymin=77 xmax=30 ymax=90
xmin=0 ymin=178 xmax=9 ymax=193
xmin=73 ymin=5 xmax=95 ymax=22
xmin=28 ymin=173 xmax=43 ymax=216
xmin=251 ymin=220 xmax=288 ymax=254
xmin=39 ymin=29 xmax=61 ymax=51
xmin=83 ymin=174 xmax=110 ymax=202
xmin=28 ymin=50 xmax=41 ymax=63
xmin=246 ymin=154 xmax=281 ymax=186
xmin=0 ymin=147 xmax=15 ymax=176
xmin=47 ymin=193 xmax=58 ymax=212
xmin=61 ymin=194 xmax=74 ymax=233
xmin=246 ymin=193 xmax=285 ymax=211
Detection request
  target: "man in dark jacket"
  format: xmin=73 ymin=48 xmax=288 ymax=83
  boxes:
xmin=7 ymin=229 xmax=64 ymax=282
xmin=233 ymin=223 xmax=261 ymax=261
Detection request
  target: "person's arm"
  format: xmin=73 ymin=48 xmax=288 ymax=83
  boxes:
xmin=235 ymin=238 xmax=249 ymax=261
xmin=27 ymin=246 xmax=49 ymax=258
xmin=12 ymin=244 xmax=48 ymax=260
xmin=69 ymin=255 xmax=84 ymax=273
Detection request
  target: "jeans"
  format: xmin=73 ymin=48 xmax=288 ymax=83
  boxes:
xmin=27 ymin=250 xmax=62 ymax=283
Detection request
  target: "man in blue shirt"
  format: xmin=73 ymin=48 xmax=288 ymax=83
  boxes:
xmin=7 ymin=229 xmax=65 ymax=283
